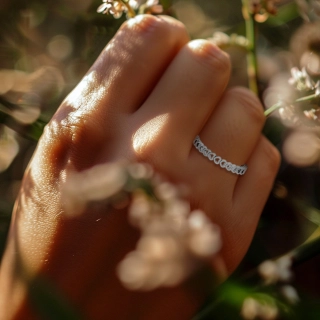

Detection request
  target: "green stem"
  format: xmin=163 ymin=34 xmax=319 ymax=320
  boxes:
xmin=0 ymin=108 xmax=45 ymax=141
xmin=242 ymin=0 xmax=259 ymax=96
xmin=121 ymin=0 xmax=136 ymax=18
xmin=264 ymin=102 xmax=282 ymax=117
xmin=264 ymin=93 xmax=318 ymax=117
xmin=296 ymin=93 xmax=318 ymax=103
xmin=192 ymin=300 xmax=220 ymax=320
xmin=291 ymin=236 xmax=320 ymax=267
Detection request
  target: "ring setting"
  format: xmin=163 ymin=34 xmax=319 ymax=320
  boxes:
xmin=193 ymin=136 xmax=247 ymax=175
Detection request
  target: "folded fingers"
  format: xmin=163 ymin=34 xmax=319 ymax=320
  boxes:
xmin=132 ymin=39 xmax=231 ymax=169
xmin=55 ymin=15 xmax=190 ymax=130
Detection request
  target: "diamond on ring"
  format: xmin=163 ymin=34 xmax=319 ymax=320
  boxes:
xmin=193 ymin=136 xmax=247 ymax=176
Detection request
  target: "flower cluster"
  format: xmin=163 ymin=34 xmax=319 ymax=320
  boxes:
xmin=274 ymin=67 xmax=320 ymax=125
xmin=289 ymin=67 xmax=320 ymax=93
xmin=241 ymin=296 xmax=278 ymax=320
xmin=97 ymin=0 xmax=163 ymax=19
xmin=241 ymin=255 xmax=299 ymax=320
xmin=97 ymin=0 xmax=128 ymax=19
xmin=208 ymin=32 xmax=250 ymax=50
xmin=118 ymin=170 xmax=222 ymax=290
xmin=258 ymin=256 xmax=293 ymax=285
xmin=0 ymin=127 xmax=19 ymax=173
xmin=258 ymin=256 xmax=299 ymax=304
xmin=61 ymin=161 xmax=128 ymax=215
xmin=248 ymin=0 xmax=281 ymax=16
xmin=61 ymin=162 xmax=223 ymax=291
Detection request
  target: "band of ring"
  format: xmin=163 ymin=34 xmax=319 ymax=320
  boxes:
xmin=193 ymin=136 xmax=248 ymax=176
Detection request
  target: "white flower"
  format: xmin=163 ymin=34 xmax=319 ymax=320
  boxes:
xmin=127 ymin=162 xmax=153 ymax=179
xmin=241 ymin=297 xmax=278 ymax=320
xmin=276 ymin=256 xmax=293 ymax=281
xmin=155 ymin=182 xmax=178 ymax=201
xmin=97 ymin=0 xmax=163 ymax=18
xmin=129 ymin=192 xmax=152 ymax=227
xmin=97 ymin=0 xmax=127 ymax=19
xmin=281 ymin=285 xmax=300 ymax=304
xmin=315 ymin=81 xmax=320 ymax=97
xmin=258 ymin=256 xmax=293 ymax=284
xmin=137 ymin=234 xmax=181 ymax=261
xmin=0 ymin=128 xmax=19 ymax=173
xmin=62 ymin=162 xmax=127 ymax=215
xmin=289 ymin=67 xmax=316 ymax=91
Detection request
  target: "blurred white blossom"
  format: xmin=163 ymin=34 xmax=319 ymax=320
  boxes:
xmin=0 ymin=128 xmax=19 ymax=173
xmin=258 ymin=256 xmax=293 ymax=285
xmin=61 ymin=161 xmax=223 ymax=290
xmin=280 ymin=285 xmax=300 ymax=305
xmin=118 ymin=206 xmax=222 ymax=290
xmin=119 ymin=167 xmax=222 ymax=290
xmin=282 ymin=130 xmax=320 ymax=167
xmin=241 ymin=297 xmax=278 ymax=320
xmin=208 ymin=32 xmax=249 ymax=49
xmin=62 ymin=162 xmax=127 ymax=215
xmin=289 ymin=67 xmax=316 ymax=92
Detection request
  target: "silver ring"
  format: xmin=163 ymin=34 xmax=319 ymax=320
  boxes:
xmin=193 ymin=136 xmax=247 ymax=176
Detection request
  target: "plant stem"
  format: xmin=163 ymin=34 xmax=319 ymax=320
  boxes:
xmin=121 ymin=0 xmax=136 ymax=18
xmin=291 ymin=236 xmax=320 ymax=267
xmin=242 ymin=0 xmax=259 ymax=96
xmin=192 ymin=300 xmax=220 ymax=320
xmin=296 ymin=93 xmax=318 ymax=103
xmin=193 ymin=235 xmax=320 ymax=320
xmin=264 ymin=93 xmax=318 ymax=117
xmin=0 ymin=108 xmax=45 ymax=141
xmin=264 ymin=102 xmax=282 ymax=117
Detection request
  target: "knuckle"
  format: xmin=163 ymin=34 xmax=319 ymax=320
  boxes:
xmin=120 ymin=15 xmax=189 ymax=48
xmin=40 ymin=122 xmax=71 ymax=172
xmin=228 ymin=87 xmax=265 ymax=125
xmin=122 ymin=14 xmax=160 ymax=33
xmin=132 ymin=128 xmax=156 ymax=161
xmin=122 ymin=14 xmax=167 ymax=37
xmin=188 ymin=39 xmax=231 ymax=72
xmin=158 ymin=15 xmax=188 ymax=39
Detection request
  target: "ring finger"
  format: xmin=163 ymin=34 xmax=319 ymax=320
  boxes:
xmin=190 ymin=86 xmax=265 ymax=193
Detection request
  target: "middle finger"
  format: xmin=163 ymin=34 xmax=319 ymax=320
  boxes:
xmin=133 ymin=39 xmax=231 ymax=163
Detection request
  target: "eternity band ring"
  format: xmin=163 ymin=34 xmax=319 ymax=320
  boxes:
xmin=193 ymin=136 xmax=248 ymax=176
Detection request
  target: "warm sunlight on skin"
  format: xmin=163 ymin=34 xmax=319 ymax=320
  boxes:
xmin=0 ymin=14 xmax=281 ymax=320
xmin=133 ymin=113 xmax=170 ymax=156
xmin=63 ymin=70 xmax=101 ymax=114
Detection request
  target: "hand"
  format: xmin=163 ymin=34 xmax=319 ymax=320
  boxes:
xmin=0 ymin=14 xmax=280 ymax=320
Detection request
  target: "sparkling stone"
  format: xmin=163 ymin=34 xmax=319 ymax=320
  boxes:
xmin=220 ymin=160 xmax=227 ymax=168
xmin=214 ymin=156 xmax=221 ymax=165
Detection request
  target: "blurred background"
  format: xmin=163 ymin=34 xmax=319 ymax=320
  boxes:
xmin=1 ymin=0 xmax=320 ymax=318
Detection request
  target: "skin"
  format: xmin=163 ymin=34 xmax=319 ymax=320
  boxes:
xmin=0 ymin=15 xmax=280 ymax=320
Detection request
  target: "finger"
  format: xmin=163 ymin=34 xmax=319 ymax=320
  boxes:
xmin=133 ymin=39 xmax=231 ymax=160
xmin=233 ymin=135 xmax=280 ymax=216
xmin=223 ymin=136 xmax=280 ymax=269
xmin=57 ymin=15 xmax=189 ymax=123
xmin=190 ymin=87 xmax=265 ymax=188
